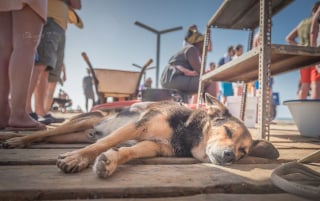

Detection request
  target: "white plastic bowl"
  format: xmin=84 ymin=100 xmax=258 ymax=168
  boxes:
xmin=283 ymin=99 xmax=320 ymax=138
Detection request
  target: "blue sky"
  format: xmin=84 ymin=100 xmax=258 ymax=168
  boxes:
xmin=61 ymin=0 xmax=318 ymax=118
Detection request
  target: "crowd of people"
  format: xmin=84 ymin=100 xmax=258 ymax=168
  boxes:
xmin=160 ymin=25 xmax=247 ymax=105
xmin=0 ymin=1 xmax=319 ymax=131
xmin=161 ymin=1 xmax=320 ymax=105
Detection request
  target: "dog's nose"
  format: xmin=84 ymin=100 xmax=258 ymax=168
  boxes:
xmin=222 ymin=150 xmax=235 ymax=163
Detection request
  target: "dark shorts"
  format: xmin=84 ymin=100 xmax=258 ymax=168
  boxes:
xmin=36 ymin=18 xmax=65 ymax=82
xmin=84 ymin=89 xmax=95 ymax=100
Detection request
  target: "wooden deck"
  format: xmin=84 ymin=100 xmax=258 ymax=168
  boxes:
xmin=0 ymin=114 xmax=319 ymax=201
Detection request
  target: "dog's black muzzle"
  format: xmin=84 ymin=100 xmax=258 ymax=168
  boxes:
xmin=222 ymin=150 xmax=235 ymax=164
xmin=207 ymin=146 xmax=236 ymax=165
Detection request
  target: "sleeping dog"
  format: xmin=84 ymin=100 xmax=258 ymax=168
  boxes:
xmin=2 ymin=94 xmax=279 ymax=178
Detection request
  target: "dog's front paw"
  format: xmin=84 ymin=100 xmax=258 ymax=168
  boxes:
xmin=93 ymin=150 xmax=118 ymax=178
xmin=56 ymin=151 xmax=90 ymax=173
xmin=2 ymin=137 xmax=27 ymax=148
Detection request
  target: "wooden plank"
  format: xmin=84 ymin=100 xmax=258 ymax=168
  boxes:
xmin=0 ymin=149 xmax=199 ymax=165
xmin=277 ymin=149 xmax=320 ymax=162
xmin=1 ymin=148 xmax=277 ymax=166
xmin=207 ymin=0 xmax=293 ymax=30
xmin=272 ymin=142 xmax=320 ymax=149
xmin=0 ymin=164 xmax=288 ymax=200
xmin=0 ymin=148 xmax=317 ymax=166
xmin=249 ymin=123 xmax=320 ymax=144
xmin=6 ymin=141 xmax=317 ymax=166
xmin=28 ymin=143 xmax=87 ymax=149
xmin=49 ymin=193 xmax=311 ymax=201
xmin=0 ymin=149 xmax=75 ymax=165
xmin=201 ymin=44 xmax=320 ymax=82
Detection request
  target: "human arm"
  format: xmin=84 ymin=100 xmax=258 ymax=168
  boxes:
xmin=252 ymin=31 xmax=260 ymax=47
xmin=286 ymin=27 xmax=298 ymax=45
xmin=175 ymin=65 xmax=198 ymax=76
xmin=185 ymin=46 xmax=202 ymax=74
xmin=310 ymin=6 xmax=320 ymax=47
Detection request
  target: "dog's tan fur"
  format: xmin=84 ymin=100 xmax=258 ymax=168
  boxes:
xmin=1 ymin=94 xmax=279 ymax=178
xmin=1 ymin=111 xmax=106 ymax=146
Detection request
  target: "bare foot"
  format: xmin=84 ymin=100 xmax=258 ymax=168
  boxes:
xmin=0 ymin=119 xmax=8 ymax=129
xmin=8 ymin=111 xmax=45 ymax=129
xmin=0 ymin=105 xmax=10 ymax=129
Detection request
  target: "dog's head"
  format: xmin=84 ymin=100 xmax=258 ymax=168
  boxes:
xmin=201 ymin=93 xmax=279 ymax=165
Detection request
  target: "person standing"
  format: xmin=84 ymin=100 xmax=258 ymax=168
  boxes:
xmin=26 ymin=0 xmax=81 ymax=123
xmin=233 ymin=44 xmax=244 ymax=96
xmin=205 ymin=62 xmax=219 ymax=98
xmin=311 ymin=1 xmax=320 ymax=47
xmin=44 ymin=63 xmax=67 ymax=113
xmin=286 ymin=1 xmax=320 ymax=99
xmin=217 ymin=46 xmax=235 ymax=104
xmin=0 ymin=0 xmax=47 ymax=130
xmin=311 ymin=2 xmax=320 ymax=77
xmin=83 ymin=68 xmax=96 ymax=112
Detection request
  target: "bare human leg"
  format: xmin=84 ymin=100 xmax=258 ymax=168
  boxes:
xmin=311 ymin=81 xmax=320 ymax=99
xmin=45 ymin=81 xmax=58 ymax=113
xmin=34 ymin=69 xmax=49 ymax=116
xmin=298 ymin=83 xmax=311 ymax=99
xmin=0 ymin=12 xmax=11 ymax=128
xmin=26 ymin=64 xmax=46 ymax=114
xmin=7 ymin=6 xmax=45 ymax=129
xmin=85 ymin=97 xmax=89 ymax=112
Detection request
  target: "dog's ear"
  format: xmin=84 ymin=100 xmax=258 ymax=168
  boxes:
xmin=249 ymin=139 xmax=279 ymax=159
xmin=205 ymin=93 xmax=223 ymax=107
xmin=204 ymin=93 xmax=229 ymax=117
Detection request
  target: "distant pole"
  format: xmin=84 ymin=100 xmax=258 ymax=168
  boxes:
xmin=134 ymin=21 xmax=182 ymax=88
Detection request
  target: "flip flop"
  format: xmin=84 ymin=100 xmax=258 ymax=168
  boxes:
xmin=5 ymin=123 xmax=46 ymax=131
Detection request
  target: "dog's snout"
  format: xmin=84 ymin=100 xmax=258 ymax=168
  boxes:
xmin=222 ymin=150 xmax=235 ymax=163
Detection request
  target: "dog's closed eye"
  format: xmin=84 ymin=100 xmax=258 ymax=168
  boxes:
xmin=223 ymin=126 xmax=233 ymax=139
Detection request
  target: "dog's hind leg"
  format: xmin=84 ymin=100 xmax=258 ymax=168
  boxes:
xmin=2 ymin=115 xmax=102 ymax=148
xmin=44 ymin=129 xmax=99 ymax=144
xmin=93 ymin=140 xmax=174 ymax=178
xmin=57 ymin=122 xmax=146 ymax=173
xmin=0 ymin=133 xmax=27 ymax=142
